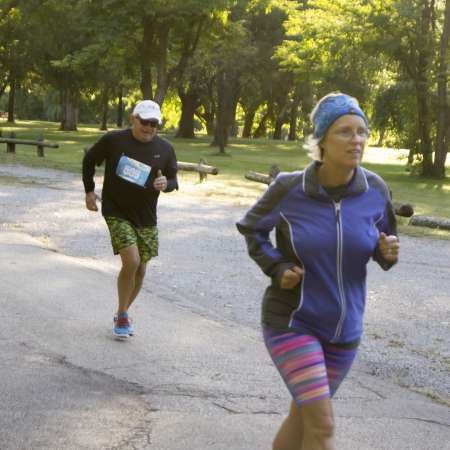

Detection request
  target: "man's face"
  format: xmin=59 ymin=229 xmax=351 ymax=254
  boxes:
xmin=131 ymin=115 xmax=159 ymax=143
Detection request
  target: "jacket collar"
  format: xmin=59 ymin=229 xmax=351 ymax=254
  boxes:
xmin=303 ymin=160 xmax=369 ymax=200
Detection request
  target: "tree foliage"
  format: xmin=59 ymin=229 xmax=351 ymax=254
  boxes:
xmin=0 ymin=0 xmax=447 ymax=177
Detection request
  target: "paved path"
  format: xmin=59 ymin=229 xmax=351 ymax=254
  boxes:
xmin=0 ymin=165 xmax=449 ymax=449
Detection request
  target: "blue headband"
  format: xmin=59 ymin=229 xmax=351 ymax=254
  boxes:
xmin=312 ymin=94 xmax=368 ymax=139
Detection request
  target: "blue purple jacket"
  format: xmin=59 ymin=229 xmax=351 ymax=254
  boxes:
xmin=236 ymin=161 xmax=397 ymax=344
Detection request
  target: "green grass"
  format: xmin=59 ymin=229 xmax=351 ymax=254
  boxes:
xmin=1 ymin=119 xmax=449 ymax=238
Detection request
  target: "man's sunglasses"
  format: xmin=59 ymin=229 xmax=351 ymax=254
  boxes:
xmin=137 ymin=117 xmax=159 ymax=127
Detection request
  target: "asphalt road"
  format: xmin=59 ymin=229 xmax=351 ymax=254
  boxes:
xmin=0 ymin=165 xmax=449 ymax=450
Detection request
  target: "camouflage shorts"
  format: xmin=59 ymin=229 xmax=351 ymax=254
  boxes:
xmin=104 ymin=217 xmax=158 ymax=263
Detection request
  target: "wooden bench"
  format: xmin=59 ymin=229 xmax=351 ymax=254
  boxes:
xmin=0 ymin=132 xmax=59 ymax=157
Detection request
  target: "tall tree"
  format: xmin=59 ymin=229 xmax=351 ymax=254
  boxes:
xmin=364 ymin=0 xmax=443 ymax=176
xmin=0 ymin=1 xmax=33 ymax=122
xmin=211 ymin=4 xmax=255 ymax=152
xmin=434 ymin=0 xmax=450 ymax=177
xmin=29 ymin=0 xmax=102 ymax=130
xmin=96 ymin=0 xmax=230 ymax=106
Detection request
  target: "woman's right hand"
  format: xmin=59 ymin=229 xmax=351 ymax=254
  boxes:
xmin=281 ymin=266 xmax=304 ymax=289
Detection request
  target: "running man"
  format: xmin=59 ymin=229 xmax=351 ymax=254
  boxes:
xmin=83 ymin=100 xmax=178 ymax=339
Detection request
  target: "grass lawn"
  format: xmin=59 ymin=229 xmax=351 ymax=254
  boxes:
xmin=1 ymin=120 xmax=449 ymax=238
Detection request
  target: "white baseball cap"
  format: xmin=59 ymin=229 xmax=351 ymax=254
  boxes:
xmin=132 ymin=100 xmax=162 ymax=124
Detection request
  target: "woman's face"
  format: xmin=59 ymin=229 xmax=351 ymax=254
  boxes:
xmin=320 ymin=114 xmax=369 ymax=169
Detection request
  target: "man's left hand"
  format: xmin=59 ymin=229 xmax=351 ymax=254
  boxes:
xmin=153 ymin=170 xmax=167 ymax=191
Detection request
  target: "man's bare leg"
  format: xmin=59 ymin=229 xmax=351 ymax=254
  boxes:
xmin=117 ymin=245 xmax=141 ymax=314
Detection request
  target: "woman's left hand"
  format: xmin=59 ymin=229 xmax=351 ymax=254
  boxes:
xmin=378 ymin=232 xmax=400 ymax=262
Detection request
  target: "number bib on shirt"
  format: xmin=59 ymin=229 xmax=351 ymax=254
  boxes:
xmin=116 ymin=155 xmax=151 ymax=187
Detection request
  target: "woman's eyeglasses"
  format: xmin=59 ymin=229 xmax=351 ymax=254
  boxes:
xmin=332 ymin=127 xmax=370 ymax=141
xmin=137 ymin=117 xmax=159 ymax=127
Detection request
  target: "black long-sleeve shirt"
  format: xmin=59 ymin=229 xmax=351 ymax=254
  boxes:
xmin=82 ymin=128 xmax=178 ymax=227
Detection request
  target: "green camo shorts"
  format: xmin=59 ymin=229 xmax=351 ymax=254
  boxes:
xmin=104 ymin=217 xmax=158 ymax=263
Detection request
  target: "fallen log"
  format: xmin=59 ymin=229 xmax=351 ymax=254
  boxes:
xmin=176 ymin=161 xmax=218 ymax=175
xmin=84 ymin=146 xmax=218 ymax=181
xmin=0 ymin=137 xmax=59 ymax=148
xmin=245 ymin=171 xmax=272 ymax=184
xmin=392 ymin=201 xmax=414 ymax=218
xmin=409 ymin=215 xmax=450 ymax=231
xmin=1 ymin=133 xmax=59 ymax=157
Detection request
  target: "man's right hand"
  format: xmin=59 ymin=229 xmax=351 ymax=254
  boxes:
xmin=281 ymin=266 xmax=304 ymax=289
xmin=85 ymin=191 xmax=100 ymax=211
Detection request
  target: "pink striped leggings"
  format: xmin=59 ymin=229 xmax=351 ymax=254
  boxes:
xmin=263 ymin=327 xmax=359 ymax=409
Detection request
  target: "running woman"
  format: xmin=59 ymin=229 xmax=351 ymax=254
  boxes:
xmin=236 ymin=93 xmax=399 ymax=450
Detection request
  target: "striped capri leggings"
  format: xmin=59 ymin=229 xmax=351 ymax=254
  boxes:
xmin=263 ymin=326 xmax=359 ymax=409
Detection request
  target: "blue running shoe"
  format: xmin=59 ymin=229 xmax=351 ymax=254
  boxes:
xmin=113 ymin=313 xmax=130 ymax=339
xmin=113 ymin=314 xmax=135 ymax=336
xmin=128 ymin=318 xmax=135 ymax=336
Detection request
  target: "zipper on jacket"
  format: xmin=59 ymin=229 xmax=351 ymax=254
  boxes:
xmin=332 ymin=201 xmax=347 ymax=342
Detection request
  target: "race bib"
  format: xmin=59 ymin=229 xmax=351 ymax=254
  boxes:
xmin=116 ymin=155 xmax=151 ymax=187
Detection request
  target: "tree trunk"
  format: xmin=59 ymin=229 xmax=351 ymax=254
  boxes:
xmin=242 ymin=107 xmax=256 ymax=138
xmin=377 ymin=128 xmax=386 ymax=147
xmin=117 ymin=85 xmax=124 ymax=128
xmin=288 ymin=93 xmax=300 ymax=141
xmin=213 ymin=71 xmax=228 ymax=152
xmin=253 ymin=111 xmax=268 ymax=138
xmin=229 ymin=100 xmax=239 ymax=137
xmin=100 ymin=88 xmax=109 ymax=131
xmin=140 ymin=16 xmax=154 ymax=100
xmin=7 ymin=78 xmax=16 ymax=123
xmin=154 ymin=23 xmax=170 ymax=105
xmin=273 ymin=97 xmax=290 ymax=140
xmin=433 ymin=0 xmax=450 ymax=178
xmin=273 ymin=117 xmax=284 ymax=140
xmin=195 ymin=108 xmax=215 ymax=136
xmin=298 ymin=80 xmax=314 ymax=137
xmin=416 ymin=0 xmax=435 ymax=176
xmin=212 ymin=71 xmax=240 ymax=152
xmin=176 ymin=88 xmax=199 ymax=138
xmin=60 ymin=87 xmax=78 ymax=131
xmin=199 ymin=81 xmax=216 ymax=136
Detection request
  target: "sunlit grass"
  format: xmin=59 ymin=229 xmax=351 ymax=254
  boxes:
xmin=1 ymin=120 xmax=449 ymax=237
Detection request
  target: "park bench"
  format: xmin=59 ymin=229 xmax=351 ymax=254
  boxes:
xmin=0 ymin=131 xmax=59 ymax=157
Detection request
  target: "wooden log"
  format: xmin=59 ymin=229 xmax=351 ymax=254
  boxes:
xmin=0 ymin=137 xmax=59 ymax=148
xmin=198 ymin=158 xmax=208 ymax=182
xmin=83 ymin=148 xmax=219 ymax=180
xmin=176 ymin=161 xmax=218 ymax=175
xmin=392 ymin=201 xmax=414 ymax=217
xmin=245 ymin=171 xmax=272 ymax=184
xmin=269 ymin=164 xmax=280 ymax=178
xmin=409 ymin=215 xmax=450 ymax=231
xmin=37 ymin=134 xmax=44 ymax=157
xmin=6 ymin=132 xmax=16 ymax=153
